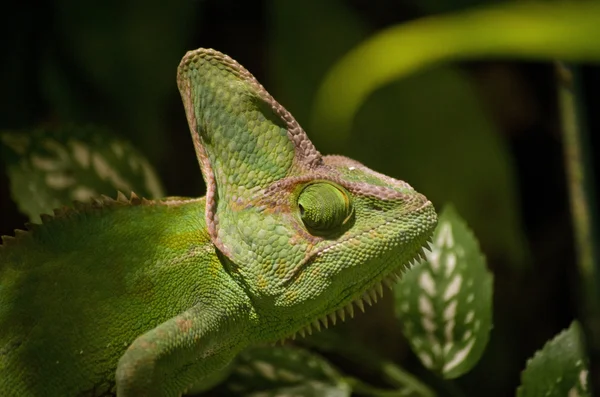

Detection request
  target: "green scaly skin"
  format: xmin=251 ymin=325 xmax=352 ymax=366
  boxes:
xmin=0 ymin=48 xmax=437 ymax=396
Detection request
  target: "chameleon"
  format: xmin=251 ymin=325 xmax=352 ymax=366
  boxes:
xmin=0 ymin=48 xmax=437 ymax=396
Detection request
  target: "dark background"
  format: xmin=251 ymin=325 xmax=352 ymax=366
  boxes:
xmin=1 ymin=1 xmax=598 ymax=396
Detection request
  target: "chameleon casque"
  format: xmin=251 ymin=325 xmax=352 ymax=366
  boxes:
xmin=0 ymin=48 xmax=437 ymax=396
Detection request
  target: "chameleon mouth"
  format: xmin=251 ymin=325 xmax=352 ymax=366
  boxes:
xmin=282 ymin=237 xmax=432 ymax=341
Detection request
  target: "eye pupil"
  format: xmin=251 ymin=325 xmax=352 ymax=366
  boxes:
xmin=297 ymin=182 xmax=353 ymax=235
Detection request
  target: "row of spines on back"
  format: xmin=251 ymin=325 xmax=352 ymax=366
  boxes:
xmin=0 ymin=191 xmax=153 ymax=249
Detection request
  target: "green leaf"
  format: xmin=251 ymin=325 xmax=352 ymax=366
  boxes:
xmin=0 ymin=125 xmax=165 ymax=222
xmin=517 ymin=321 xmax=589 ymax=397
xmin=395 ymin=205 xmax=493 ymax=378
xmin=221 ymin=346 xmax=351 ymax=397
xmin=344 ymin=66 xmax=528 ymax=267
xmin=312 ymin=1 xmax=600 ymax=136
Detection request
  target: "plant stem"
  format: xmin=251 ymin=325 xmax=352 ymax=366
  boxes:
xmin=345 ymin=363 xmax=438 ymax=397
xmin=556 ymin=61 xmax=600 ymax=394
xmin=380 ymin=361 xmax=436 ymax=397
xmin=345 ymin=376 xmax=413 ymax=397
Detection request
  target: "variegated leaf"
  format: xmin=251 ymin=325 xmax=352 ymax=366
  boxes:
xmin=0 ymin=125 xmax=164 ymax=222
xmin=221 ymin=346 xmax=351 ymax=397
xmin=395 ymin=205 xmax=493 ymax=378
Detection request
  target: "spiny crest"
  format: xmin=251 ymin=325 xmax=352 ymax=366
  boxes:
xmin=280 ymin=242 xmax=432 ymax=343
xmin=0 ymin=191 xmax=152 ymax=249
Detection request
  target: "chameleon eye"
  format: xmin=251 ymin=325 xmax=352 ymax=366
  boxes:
xmin=298 ymin=182 xmax=353 ymax=234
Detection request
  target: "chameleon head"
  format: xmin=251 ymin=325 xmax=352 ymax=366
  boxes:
xmin=254 ymin=156 xmax=437 ymax=324
xmin=177 ymin=48 xmax=437 ymax=335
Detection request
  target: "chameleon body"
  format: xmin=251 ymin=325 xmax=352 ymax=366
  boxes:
xmin=0 ymin=48 xmax=437 ymax=396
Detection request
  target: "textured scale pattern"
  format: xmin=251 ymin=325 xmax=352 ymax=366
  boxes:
xmin=0 ymin=48 xmax=437 ymax=396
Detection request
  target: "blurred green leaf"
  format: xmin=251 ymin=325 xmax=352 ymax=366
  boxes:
xmin=312 ymin=1 xmax=600 ymax=135
xmin=395 ymin=205 xmax=493 ymax=379
xmin=517 ymin=321 xmax=589 ymax=397
xmin=343 ymin=66 xmax=527 ymax=266
xmin=0 ymin=125 xmax=165 ymax=222
xmin=220 ymin=345 xmax=351 ymax=397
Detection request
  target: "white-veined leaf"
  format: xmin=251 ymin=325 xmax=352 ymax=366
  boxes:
xmin=395 ymin=205 xmax=493 ymax=378
xmin=220 ymin=346 xmax=351 ymax=397
xmin=0 ymin=125 xmax=164 ymax=222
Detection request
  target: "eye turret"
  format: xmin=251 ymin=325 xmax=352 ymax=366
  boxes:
xmin=298 ymin=182 xmax=354 ymax=235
